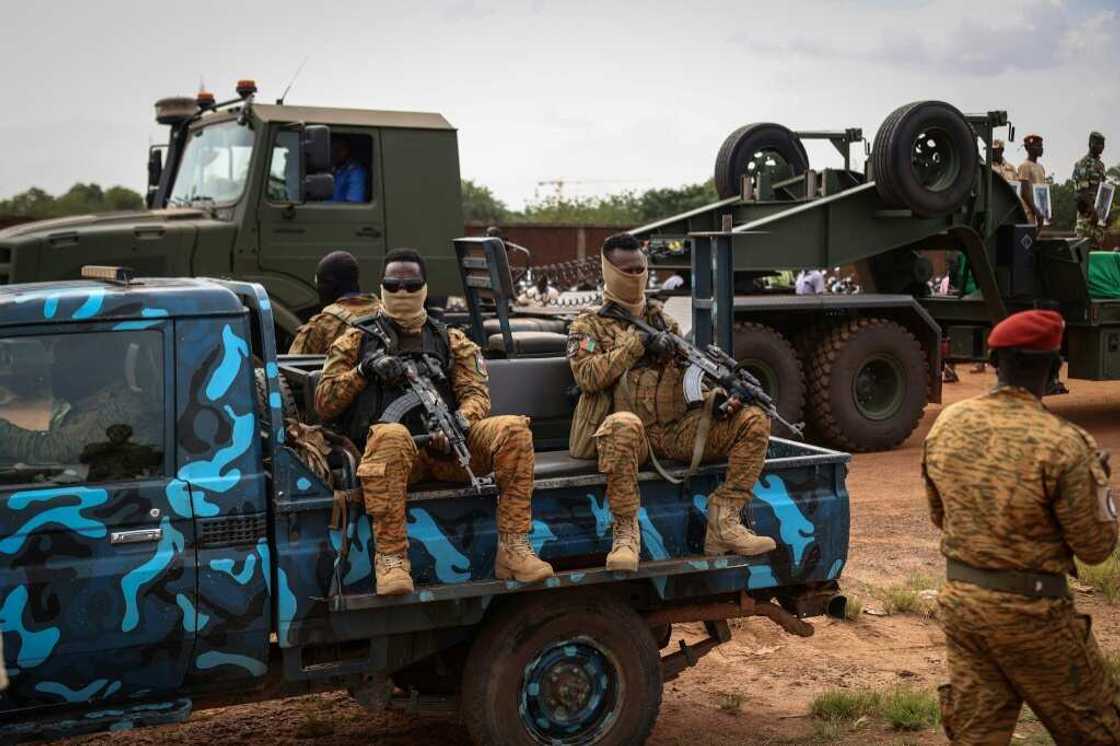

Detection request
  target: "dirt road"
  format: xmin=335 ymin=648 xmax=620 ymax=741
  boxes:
xmin=64 ymin=369 xmax=1120 ymax=745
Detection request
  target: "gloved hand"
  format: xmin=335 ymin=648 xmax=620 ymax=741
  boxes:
xmin=639 ymin=329 xmax=675 ymax=359
xmin=358 ymin=352 xmax=407 ymax=385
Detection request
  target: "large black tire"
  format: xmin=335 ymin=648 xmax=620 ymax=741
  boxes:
xmin=807 ymin=318 xmax=928 ymax=452
xmin=461 ymin=591 xmax=662 ymax=746
xmin=253 ymin=367 xmax=298 ymax=434
xmin=733 ymin=322 xmax=804 ymax=438
xmin=714 ymin=123 xmax=810 ymax=198
xmin=871 ymin=101 xmax=978 ymax=217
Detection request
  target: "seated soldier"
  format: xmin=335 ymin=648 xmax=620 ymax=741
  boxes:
xmin=289 ymin=251 xmax=381 ymax=355
xmin=315 ymin=248 xmax=554 ymax=596
xmin=567 ymin=233 xmax=777 ymax=571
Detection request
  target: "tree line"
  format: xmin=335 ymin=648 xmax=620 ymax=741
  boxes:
xmin=0 ymin=184 xmax=144 ymax=219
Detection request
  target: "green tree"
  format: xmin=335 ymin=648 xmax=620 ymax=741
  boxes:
xmin=1051 ymin=178 xmax=1077 ymax=231
xmin=461 ymin=179 xmax=509 ymax=224
xmin=0 ymin=183 xmax=145 ymax=219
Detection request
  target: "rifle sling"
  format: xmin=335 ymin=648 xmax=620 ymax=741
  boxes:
xmin=609 ymin=306 xmax=713 ymax=486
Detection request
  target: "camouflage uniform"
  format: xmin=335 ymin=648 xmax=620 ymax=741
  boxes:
xmin=0 ymin=384 xmax=160 ymax=466
xmin=1017 ymin=160 xmax=1048 ymax=226
xmin=1073 ymin=153 xmax=1108 ymax=250
xmin=288 ymin=294 xmax=382 ymax=355
xmin=924 ymin=386 xmax=1120 ymax=744
xmin=567 ymin=302 xmax=770 ymax=521
xmin=315 ymin=318 xmax=532 ymax=556
xmin=992 ymin=159 xmax=1019 ymax=183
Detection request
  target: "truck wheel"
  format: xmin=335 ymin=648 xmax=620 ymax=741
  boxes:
xmin=253 ymin=367 xmax=299 ymax=432
xmin=871 ymin=101 xmax=977 ymax=217
xmin=714 ymin=123 xmax=810 ymax=199
xmin=807 ymin=318 xmax=927 ymax=452
xmin=734 ymin=322 xmax=804 ymax=438
xmin=461 ymin=592 xmax=662 ymax=746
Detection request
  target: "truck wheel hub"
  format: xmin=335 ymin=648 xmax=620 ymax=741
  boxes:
xmin=852 ymin=354 xmax=905 ymax=421
xmin=520 ymin=638 xmax=620 ymax=742
xmin=910 ymin=127 xmax=960 ymax=192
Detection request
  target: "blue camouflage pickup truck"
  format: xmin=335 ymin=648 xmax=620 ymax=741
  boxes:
xmin=0 ymin=252 xmax=850 ymax=744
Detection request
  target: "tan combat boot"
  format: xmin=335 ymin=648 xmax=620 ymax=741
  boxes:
xmin=606 ymin=513 xmax=641 ymax=572
xmin=495 ymin=533 xmax=555 ymax=583
xmin=374 ymin=552 xmax=414 ymax=596
xmin=704 ymin=501 xmax=777 ymax=556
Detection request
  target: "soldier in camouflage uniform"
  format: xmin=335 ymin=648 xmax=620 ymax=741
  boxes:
xmin=1073 ymin=131 xmax=1108 ymax=250
xmin=288 ymin=251 xmax=381 ymax=355
xmin=924 ymin=309 xmax=1120 ymax=744
xmin=1017 ymin=134 xmax=1048 ymax=225
xmin=316 ymin=248 xmax=553 ymax=595
xmin=990 ymin=139 xmax=1019 ymax=183
xmin=567 ymin=233 xmax=776 ymax=571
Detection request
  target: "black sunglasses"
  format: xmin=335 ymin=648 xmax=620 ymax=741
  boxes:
xmin=381 ymin=278 xmax=425 ymax=293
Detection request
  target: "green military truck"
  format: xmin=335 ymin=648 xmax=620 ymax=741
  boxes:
xmin=0 ymin=82 xmax=464 ymax=341
xmin=633 ymin=100 xmax=1120 ymax=452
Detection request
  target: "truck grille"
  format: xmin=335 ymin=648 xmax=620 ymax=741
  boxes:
xmin=198 ymin=513 xmax=267 ymax=548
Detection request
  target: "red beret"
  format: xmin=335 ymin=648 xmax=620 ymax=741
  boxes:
xmin=1023 ymin=133 xmax=1043 ymax=145
xmin=987 ymin=310 xmax=1064 ymax=351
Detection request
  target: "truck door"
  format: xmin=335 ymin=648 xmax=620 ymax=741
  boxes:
xmin=256 ymin=126 xmax=386 ymax=312
xmin=0 ymin=323 xmax=196 ymax=710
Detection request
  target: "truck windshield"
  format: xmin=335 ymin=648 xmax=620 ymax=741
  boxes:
xmin=168 ymin=120 xmax=255 ymax=207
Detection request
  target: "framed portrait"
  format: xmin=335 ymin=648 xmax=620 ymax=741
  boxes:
xmin=1032 ymin=184 xmax=1052 ymax=224
xmin=1096 ymin=182 xmax=1116 ymax=227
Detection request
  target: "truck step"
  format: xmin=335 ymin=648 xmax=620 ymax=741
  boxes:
xmin=327 ymin=554 xmax=758 ymax=612
xmin=0 ymin=698 xmax=192 ymax=741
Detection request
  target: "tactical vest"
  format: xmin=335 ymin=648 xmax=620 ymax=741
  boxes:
xmin=335 ymin=314 xmax=454 ymax=447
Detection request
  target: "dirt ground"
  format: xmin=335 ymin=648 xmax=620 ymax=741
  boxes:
xmin=64 ymin=368 xmax=1120 ymax=745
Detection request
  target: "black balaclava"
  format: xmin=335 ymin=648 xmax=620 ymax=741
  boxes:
xmin=316 ymin=251 xmax=360 ymax=306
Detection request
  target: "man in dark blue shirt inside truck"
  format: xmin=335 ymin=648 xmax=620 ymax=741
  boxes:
xmin=331 ymin=138 xmax=368 ymax=203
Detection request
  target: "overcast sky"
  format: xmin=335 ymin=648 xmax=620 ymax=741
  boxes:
xmin=1 ymin=0 xmax=1116 ymax=208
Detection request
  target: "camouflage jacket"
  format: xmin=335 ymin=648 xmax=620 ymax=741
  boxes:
xmin=1017 ymin=160 xmax=1047 ymax=185
xmin=288 ymin=294 xmax=382 ymax=355
xmin=992 ymin=160 xmax=1019 ymax=183
xmin=923 ymin=386 xmax=1117 ymax=575
xmin=567 ymin=301 xmax=688 ymax=457
xmin=314 ymin=315 xmax=491 ymax=428
xmin=1072 ymin=154 xmax=1106 ymax=193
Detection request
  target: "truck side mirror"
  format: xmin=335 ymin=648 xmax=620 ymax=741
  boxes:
xmin=301 ymin=125 xmax=331 ymax=174
xmin=146 ymin=146 xmax=164 ymax=209
xmin=302 ymin=173 xmax=335 ymax=202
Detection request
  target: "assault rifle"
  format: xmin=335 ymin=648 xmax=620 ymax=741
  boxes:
xmin=601 ymin=304 xmax=804 ymax=439
xmin=379 ymin=354 xmax=492 ymax=493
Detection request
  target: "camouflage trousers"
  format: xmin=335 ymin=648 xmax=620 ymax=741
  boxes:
xmin=1076 ymin=214 xmax=1107 ymax=250
xmin=593 ymin=405 xmax=770 ymax=518
xmin=939 ymin=581 xmax=1120 ymax=745
xmin=356 ymin=415 xmax=534 ymax=556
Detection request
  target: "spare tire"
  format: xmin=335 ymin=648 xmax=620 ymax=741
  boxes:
xmin=714 ymin=123 xmax=810 ymax=198
xmin=871 ymin=101 xmax=977 ymax=217
xmin=253 ymin=367 xmax=298 ymax=435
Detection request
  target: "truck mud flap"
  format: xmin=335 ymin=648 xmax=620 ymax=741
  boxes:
xmin=0 ymin=698 xmax=192 ymax=741
xmin=325 ymin=555 xmax=760 ymax=612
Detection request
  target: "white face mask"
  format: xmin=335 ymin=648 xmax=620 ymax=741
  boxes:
xmin=381 ymin=284 xmax=428 ymax=333
xmin=602 ymin=254 xmax=648 ymax=316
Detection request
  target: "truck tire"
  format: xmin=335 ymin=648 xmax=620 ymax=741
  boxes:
xmin=714 ymin=123 xmax=810 ymax=198
xmin=807 ymin=318 xmax=927 ymax=452
xmin=253 ymin=367 xmax=298 ymax=433
xmin=461 ymin=591 xmax=662 ymax=746
xmin=733 ymin=322 xmax=804 ymax=438
xmin=871 ymin=101 xmax=977 ymax=217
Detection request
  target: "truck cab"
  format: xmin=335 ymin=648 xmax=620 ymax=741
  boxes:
xmin=0 ymin=251 xmax=849 ymax=744
xmin=0 ymin=85 xmax=465 ymax=341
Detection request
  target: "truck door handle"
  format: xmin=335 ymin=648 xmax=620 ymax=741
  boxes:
xmin=111 ymin=528 xmax=163 ymax=545
xmin=356 ymin=227 xmax=381 ymax=238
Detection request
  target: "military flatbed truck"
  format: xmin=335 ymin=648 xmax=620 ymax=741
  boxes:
xmin=0 ymin=240 xmax=849 ymax=744
xmin=0 ymin=82 xmax=465 ymax=343
xmin=633 ymin=100 xmax=1118 ymax=453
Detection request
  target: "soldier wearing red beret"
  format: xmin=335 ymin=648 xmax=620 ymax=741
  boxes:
xmin=924 ymin=310 xmax=1120 ymax=743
